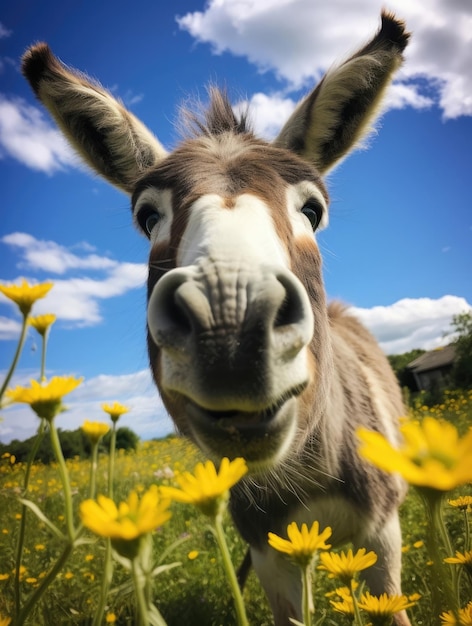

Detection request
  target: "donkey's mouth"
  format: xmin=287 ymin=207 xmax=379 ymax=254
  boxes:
xmin=201 ymin=402 xmax=282 ymax=426
xmin=183 ymin=385 xmax=307 ymax=467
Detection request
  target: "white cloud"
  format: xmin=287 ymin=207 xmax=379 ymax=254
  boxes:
xmin=0 ymin=96 xmax=77 ymax=173
xmin=2 ymin=233 xmax=118 ymax=274
xmin=0 ymin=316 xmax=22 ymax=340
xmin=177 ymin=0 xmax=472 ymax=119
xmin=0 ymin=233 xmax=147 ymax=328
xmin=0 ymin=369 xmax=175 ymax=444
xmin=0 ymin=23 xmax=11 ymax=39
xmin=384 ymin=83 xmax=434 ymax=112
xmin=234 ymin=92 xmax=296 ymax=139
xmin=352 ymin=295 xmax=471 ymax=355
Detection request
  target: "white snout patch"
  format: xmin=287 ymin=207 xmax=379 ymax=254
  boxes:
xmin=177 ymin=193 xmax=290 ymax=267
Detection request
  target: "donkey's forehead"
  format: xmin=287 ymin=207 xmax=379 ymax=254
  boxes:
xmin=132 ymin=133 xmax=328 ymax=207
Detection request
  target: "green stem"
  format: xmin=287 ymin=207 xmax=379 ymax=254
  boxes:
xmin=0 ymin=313 xmax=28 ymax=403
xmin=88 ymin=442 xmax=99 ymax=499
xmin=301 ymin=564 xmax=313 ymax=626
xmin=39 ymin=328 xmax=50 ymax=382
xmin=92 ymin=427 xmax=117 ymax=625
xmin=108 ymin=424 xmax=117 ymax=499
xmin=14 ymin=419 xmax=47 ymax=619
xmin=16 ymin=539 xmax=75 ymax=626
xmin=420 ymin=489 xmax=460 ymax=618
xmin=212 ymin=515 xmax=249 ymax=626
xmin=464 ymin=509 xmax=471 ymax=552
xmin=92 ymin=538 xmax=113 ymax=626
xmin=350 ymin=578 xmax=364 ymax=626
xmin=454 ymin=507 xmax=472 ymax=604
xmin=49 ymin=420 xmax=75 ymax=540
xmin=132 ymin=558 xmax=148 ymax=626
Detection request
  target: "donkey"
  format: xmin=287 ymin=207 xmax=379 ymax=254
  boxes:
xmin=22 ymin=12 xmax=411 ymax=625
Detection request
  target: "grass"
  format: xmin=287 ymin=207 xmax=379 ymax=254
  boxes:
xmin=0 ymin=391 xmax=471 ymax=625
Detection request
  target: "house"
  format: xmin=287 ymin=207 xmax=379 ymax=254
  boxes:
xmin=407 ymin=344 xmax=456 ymax=391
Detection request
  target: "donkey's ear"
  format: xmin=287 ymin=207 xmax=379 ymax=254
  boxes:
xmin=22 ymin=44 xmax=167 ymax=194
xmin=274 ymin=11 xmax=410 ymax=174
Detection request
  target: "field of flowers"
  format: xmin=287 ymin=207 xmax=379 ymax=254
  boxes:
xmin=0 ymin=280 xmax=471 ymax=626
xmin=0 ymin=390 xmax=470 ymax=625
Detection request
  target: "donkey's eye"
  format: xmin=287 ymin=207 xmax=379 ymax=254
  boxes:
xmin=136 ymin=204 xmax=162 ymax=237
xmin=301 ymin=200 xmax=323 ymax=231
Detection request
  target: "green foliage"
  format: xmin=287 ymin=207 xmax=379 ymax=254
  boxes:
xmin=0 ymin=425 xmax=139 ymax=463
xmin=103 ymin=426 xmax=139 ymax=452
xmin=387 ymin=349 xmax=425 ymax=391
xmin=1 ymin=394 xmax=471 ymax=625
xmin=449 ymin=311 xmax=472 ymax=389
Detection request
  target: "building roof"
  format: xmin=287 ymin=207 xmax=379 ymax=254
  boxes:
xmin=408 ymin=344 xmax=456 ymax=373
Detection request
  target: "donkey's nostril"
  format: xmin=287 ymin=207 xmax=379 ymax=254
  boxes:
xmin=167 ymin=291 xmax=193 ymax=334
xmin=148 ymin=269 xmax=215 ymax=347
xmin=148 ymin=269 xmax=194 ymax=346
xmin=274 ymin=294 xmax=296 ymax=328
xmin=274 ymin=271 xmax=309 ymax=328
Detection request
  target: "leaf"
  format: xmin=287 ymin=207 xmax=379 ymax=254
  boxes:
xmin=148 ymin=603 xmax=169 ymax=626
xmin=111 ymin=549 xmax=133 ymax=572
xmin=151 ymin=561 xmax=181 ymax=577
xmin=19 ymin=497 xmax=65 ymax=540
xmin=109 ymin=579 xmax=134 ymax=598
xmin=156 ymin=533 xmax=192 ymax=565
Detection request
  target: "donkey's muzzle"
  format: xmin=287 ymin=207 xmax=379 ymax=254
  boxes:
xmin=147 ymin=261 xmax=314 ymax=462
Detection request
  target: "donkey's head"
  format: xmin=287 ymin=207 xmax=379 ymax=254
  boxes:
xmin=22 ymin=12 xmax=409 ymax=469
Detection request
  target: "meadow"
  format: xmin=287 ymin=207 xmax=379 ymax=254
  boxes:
xmin=0 ymin=389 xmax=471 ymax=626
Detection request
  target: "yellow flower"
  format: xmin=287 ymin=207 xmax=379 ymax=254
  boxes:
xmin=357 ymin=417 xmax=472 ymax=491
xmin=408 ymin=593 xmax=421 ymax=602
xmin=357 ymin=591 xmax=417 ymax=617
xmin=0 ymin=279 xmax=53 ymax=316
xmin=448 ymin=495 xmax=472 ymax=511
xmin=34 ymin=544 xmax=45 ymax=551
xmin=6 ymin=376 xmax=83 ymax=421
xmin=80 ymin=485 xmax=171 ymax=559
xmin=81 ymin=420 xmax=110 ymax=444
xmin=330 ymin=598 xmax=354 ymax=615
xmin=318 ymin=548 xmax=377 ymax=585
xmin=0 ymin=573 xmax=10 ymax=581
xmin=444 ymin=549 xmax=472 ymax=569
xmin=268 ymin=521 xmax=332 ymax=567
xmin=105 ymin=614 xmax=117 ymax=624
xmin=440 ymin=601 xmax=472 ymax=625
xmin=326 ymin=582 xmax=358 ymax=600
xmin=440 ymin=611 xmax=457 ymax=625
xmin=0 ymin=616 xmax=11 ymax=626
xmin=28 ymin=314 xmax=56 ymax=336
xmin=413 ymin=540 xmax=424 ymax=549
xmin=188 ymin=550 xmax=199 ymax=560
xmin=64 ymin=572 xmax=74 ymax=580
xmin=102 ymin=402 xmax=129 ymax=423
xmin=160 ymin=457 xmax=248 ymax=517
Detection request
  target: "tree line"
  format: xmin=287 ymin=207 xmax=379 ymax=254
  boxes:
xmin=0 ymin=425 xmax=139 ymax=464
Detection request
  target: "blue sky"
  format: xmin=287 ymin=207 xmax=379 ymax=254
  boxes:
xmin=0 ymin=0 xmax=471 ymax=444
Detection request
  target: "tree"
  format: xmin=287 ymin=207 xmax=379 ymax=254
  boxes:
xmin=449 ymin=311 xmax=472 ymax=389
xmin=387 ymin=349 xmax=426 ymax=391
xmin=103 ymin=426 xmax=139 ymax=452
